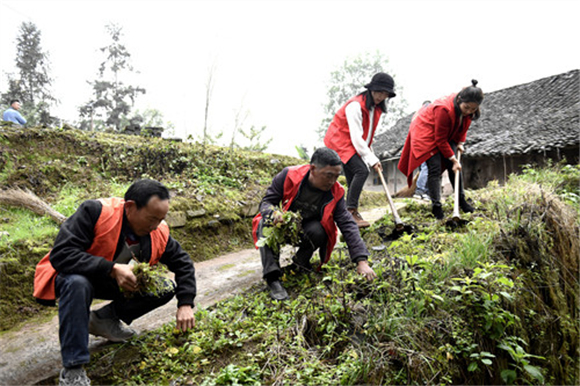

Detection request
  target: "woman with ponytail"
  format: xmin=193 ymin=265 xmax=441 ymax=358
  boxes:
xmin=398 ymin=80 xmax=484 ymax=219
xmin=325 ymin=72 xmax=396 ymax=228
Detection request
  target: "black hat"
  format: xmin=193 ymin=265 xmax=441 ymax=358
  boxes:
xmin=364 ymin=72 xmax=396 ymax=97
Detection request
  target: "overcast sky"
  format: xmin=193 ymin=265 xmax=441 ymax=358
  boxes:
xmin=1 ymin=0 xmax=579 ymax=157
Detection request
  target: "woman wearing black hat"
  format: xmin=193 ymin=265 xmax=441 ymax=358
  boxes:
xmin=324 ymin=72 xmax=396 ymax=228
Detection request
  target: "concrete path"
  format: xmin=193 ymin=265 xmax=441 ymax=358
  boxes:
xmin=0 ymin=207 xmax=390 ymax=385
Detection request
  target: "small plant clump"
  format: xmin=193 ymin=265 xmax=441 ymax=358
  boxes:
xmin=256 ymin=207 xmax=303 ymax=254
xmin=122 ymin=261 xmax=171 ymax=298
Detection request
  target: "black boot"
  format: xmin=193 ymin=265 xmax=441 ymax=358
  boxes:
xmin=265 ymin=274 xmax=288 ymax=301
xmin=431 ymin=203 xmax=444 ymax=220
xmin=459 ymin=196 xmax=474 ymax=213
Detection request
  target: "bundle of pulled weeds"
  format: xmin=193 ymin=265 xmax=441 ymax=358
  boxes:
xmin=256 ymin=208 xmax=303 ymax=254
xmin=0 ymin=187 xmax=66 ymax=224
xmin=123 ymin=261 xmax=171 ymax=298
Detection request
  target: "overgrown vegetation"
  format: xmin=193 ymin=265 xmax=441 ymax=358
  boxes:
xmin=0 ymin=125 xmax=302 ymax=331
xmin=72 ymin=162 xmax=577 ymax=385
xmin=1 ymin=125 xmax=578 ymax=384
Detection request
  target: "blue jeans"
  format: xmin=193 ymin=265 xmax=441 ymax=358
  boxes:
xmin=416 ymin=162 xmax=429 ymax=195
xmin=55 ymin=272 xmax=175 ymax=368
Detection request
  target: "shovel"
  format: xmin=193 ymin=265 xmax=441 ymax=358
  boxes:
xmin=377 ymin=170 xmax=415 ymax=240
xmin=446 ymin=150 xmax=469 ymax=229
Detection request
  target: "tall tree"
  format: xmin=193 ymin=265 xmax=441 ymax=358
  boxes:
xmin=79 ymin=23 xmax=145 ymax=131
xmin=317 ymin=51 xmax=408 ymax=140
xmin=1 ymin=22 xmax=56 ymax=125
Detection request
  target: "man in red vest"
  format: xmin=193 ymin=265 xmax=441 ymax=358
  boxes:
xmin=33 ymin=179 xmax=197 ymax=386
xmin=252 ymin=147 xmax=376 ymax=300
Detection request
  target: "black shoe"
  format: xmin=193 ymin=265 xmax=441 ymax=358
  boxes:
xmin=267 ymin=280 xmax=289 ymax=300
xmin=432 ymin=204 xmax=444 ymax=220
xmin=459 ymin=197 xmax=475 ymax=213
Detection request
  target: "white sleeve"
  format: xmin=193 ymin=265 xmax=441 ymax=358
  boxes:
xmin=345 ymin=101 xmax=380 ymax=167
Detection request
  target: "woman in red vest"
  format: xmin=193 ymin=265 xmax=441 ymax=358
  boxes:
xmin=324 ymin=72 xmax=396 ymax=228
xmin=398 ymin=80 xmax=484 ymax=219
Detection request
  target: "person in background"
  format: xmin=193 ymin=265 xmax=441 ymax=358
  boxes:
xmin=33 ymin=179 xmax=197 ymax=386
xmin=3 ymin=99 xmax=27 ymax=125
xmin=324 ymin=72 xmax=396 ymax=228
xmin=414 ymin=162 xmax=430 ymax=200
xmin=252 ymin=147 xmax=376 ymax=301
xmin=398 ymin=80 xmax=484 ymax=219
xmin=412 ymin=101 xmax=432 ymax=201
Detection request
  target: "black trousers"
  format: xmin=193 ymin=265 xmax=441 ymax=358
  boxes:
xmin=258 ymin=218 xmax=327 ymax=280
xmin=343 ymin=154 xmax=369 ymax=209
xmin=425 ymin=141 xmax=465 ymax=207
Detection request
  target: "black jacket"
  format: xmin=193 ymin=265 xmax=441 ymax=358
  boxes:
xmin=49 ymin=199 xmax=196 ymax=307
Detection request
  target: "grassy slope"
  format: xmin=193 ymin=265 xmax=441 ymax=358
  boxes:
xmin=0 ymin=125 xmax=305 ymax=331
xmin=80 ymin=163 xmax=578 ymax=386
xmin=2 ymin=125 xmax=578 ymax=385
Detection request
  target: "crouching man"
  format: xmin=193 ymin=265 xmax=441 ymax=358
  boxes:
xmin=33 ymin=179 xmax=196 ymax=386
xmin=252 ymin=147 xmax=376 ymax=301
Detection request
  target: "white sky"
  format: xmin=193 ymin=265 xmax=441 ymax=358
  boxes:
xmin=1 ymin=0 xmax=579 ymax=157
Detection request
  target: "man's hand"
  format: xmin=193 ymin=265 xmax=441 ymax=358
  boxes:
xmin=457 ymin=143 xmax=465 ymax=153
xmin=110 ymin=263 xmax=137 ymax=292
xmin=176 ymin=305 xmax=195 ymax=331
xmin=372 ymin=162 xmax=382 ymax=173
xmin=356 ymin=260 xmax=377 ymax=282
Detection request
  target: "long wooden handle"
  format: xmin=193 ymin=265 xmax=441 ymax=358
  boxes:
xmin=452 ymin=151 xmax=462 ymax=220
xmin=378 ymin=170 xmax=403 ymax=227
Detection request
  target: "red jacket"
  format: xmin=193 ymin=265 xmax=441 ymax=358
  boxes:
xmin=324 ymin=94 xmax=383 ymax=164
xmin=33 ymin=197 xmax=170 ymax=302
xmin=398 ymin=93 xmax=471 ymax=186
xmin=252 ymin=165 xmax=343 ymax=267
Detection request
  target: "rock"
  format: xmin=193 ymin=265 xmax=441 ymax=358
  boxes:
xmin=186 ymin=209 xmax=206 ymax=218
xmin=239 ymin=200 xmax=259 ymax=217
xmin=165 ymin=211 xmax=187 ymax=228
xmin=207 ymin=220 xmax=220 ymax=228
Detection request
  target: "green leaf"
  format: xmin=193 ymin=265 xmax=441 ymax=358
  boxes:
xmin=523 ymin=365 xmax=544 ymax=383
xmin=501 ymin=369 xmax=517 ymax=384
xmin=481 ymin=359 xmax=492 ymax=365
xmin=499 ymin=291 xmax=513 ymax=300
xmin=467 ymin=362 xmax=478 ymax=372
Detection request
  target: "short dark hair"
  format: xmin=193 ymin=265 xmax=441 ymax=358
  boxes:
xmin=124 ymin=179 xmax=170 ymax=209
xmin=10 ymin=99 xmax=20 ymax=105
xmin=310 ymin=147 xmax=342 ymax=168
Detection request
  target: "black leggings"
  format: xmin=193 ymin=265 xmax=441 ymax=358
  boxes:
xmin=343 ymin=154 xmax=369 ymax=209
xmin=425 ymin=142 xmax=465 ymax=207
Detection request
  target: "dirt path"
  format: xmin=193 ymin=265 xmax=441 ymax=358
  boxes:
xmin=0 ymin=207 xmax=389 ymax=385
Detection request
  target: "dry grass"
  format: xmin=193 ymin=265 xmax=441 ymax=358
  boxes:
xmin=0 ymin=188 xmax=66 ymax=224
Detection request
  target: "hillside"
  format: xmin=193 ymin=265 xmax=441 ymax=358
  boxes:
xmin=1 ymin=124 xmax=579 ymax=385
xmin=0 ymin=124 xmax=302 ymax=330
xmin=82 ymin=163 xmax=579 ymax=385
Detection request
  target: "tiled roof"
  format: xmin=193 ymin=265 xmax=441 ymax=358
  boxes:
xmin=374 ymin=69 xmax=579 ymax=159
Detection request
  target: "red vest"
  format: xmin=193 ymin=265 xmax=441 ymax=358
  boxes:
xmin=252 ymin=165 xmax=344 ymax=267
xmin=33 ymin=197 xmax=170 ymax=302
xmin=324 ymin=94 xmax=383 ymax=163
xmin=398 ymin=94 xmax=471 ymax=186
